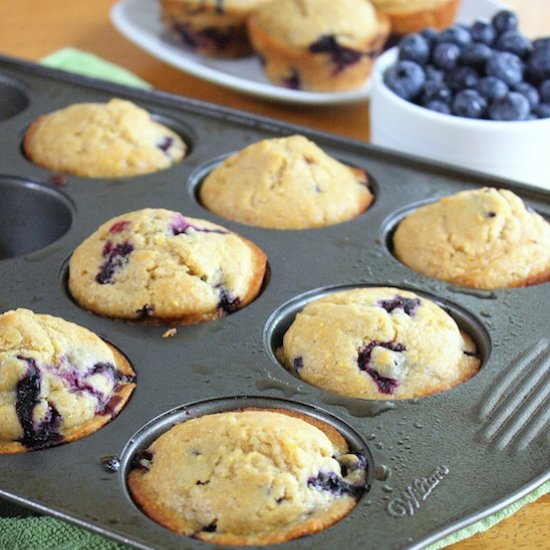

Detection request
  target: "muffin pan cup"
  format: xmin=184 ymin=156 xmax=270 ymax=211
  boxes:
xmin=0 ymin=53 xmax=549 ymax=550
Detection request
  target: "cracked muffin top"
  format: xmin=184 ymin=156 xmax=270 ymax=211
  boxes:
xmin=127 ymin=408 xmax=369 ymax=545
xmin=279 ymin=287 xmax=480 ymax=400
xmin=393 ymin=187 xmax=550 ymax=289
xmin=0 ymin=308 xmax=135 ymax=454
xmin=199 ymin=135 xmax=373 ymax=229
xmin=247 ymin=0 xmax=389 ymax=91
xmin=249 ymin=0 xmax=383 ymax=48
xmin=68 ymin=208 xmax=267 ymax=323
xmin=23 ymin=98 xmax=186 ymax=178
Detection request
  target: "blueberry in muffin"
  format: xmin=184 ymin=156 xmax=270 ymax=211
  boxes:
xmin=127 ymin=408 xmax=369 ymax=545
xmin=0 ymin=308 xmax=136 ymax=453
xmin=159 ymin=0 xmax=271 ymax=57
xmin=279 ymin=287 xmax=481 ymax=400
xmin=68 ymin=208 xmax=267 ymax=323
xmin=247 ymin=0 xmax=390 ymax=92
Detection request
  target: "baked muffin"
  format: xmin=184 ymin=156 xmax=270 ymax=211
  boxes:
xmin=68 ymin=208 xmax=267 ymax=323
xmin=0 ymin=308 xmax=136 ymax=454
xmin=247 ymin=0 xmax=390 ymax=92
xmin=23 ymin=98 xmax=186 ymax=178
xmin=370 ymin=0 xmax=461 ymax=35
xmin=393 ymin=187 xmax=550 ymax=289
xmin=279 ymin=287 xmax=480 ymax=400
xmin=128 ymin=408 xmax=369 ymax=545
xmin=199 ymin=135 xmax=373 ymax=229
xmin=159 ymin=0 xmax=270 ymax=57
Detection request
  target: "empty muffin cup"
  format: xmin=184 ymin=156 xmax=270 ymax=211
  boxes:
xmin=0 ymin=177 xmax=73 ymax=260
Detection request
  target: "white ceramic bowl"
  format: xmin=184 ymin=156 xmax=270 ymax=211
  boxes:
xmin=370 ymin=48 xmax=550 ymax=191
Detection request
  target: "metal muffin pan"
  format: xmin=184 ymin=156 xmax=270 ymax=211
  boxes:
xmin=0 ymin=54 xmax=548 ymax=550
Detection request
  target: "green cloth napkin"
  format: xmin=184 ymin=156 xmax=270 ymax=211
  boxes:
xmin=40 ymin=47 xmax=151 ymax=89
xmin=0 ymin=48 xmax=547 ymax=549
xmin=0 ymin=480 xmax=548 ymax=549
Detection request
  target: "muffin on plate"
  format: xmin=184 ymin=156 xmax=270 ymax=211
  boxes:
xmin=127 ymin=408 xmax=369 ymax=545
xmin=393 ymin=187 xmax=550 ymax=289
xmin=159 ymin=0 xmax=271 ymax=57
xmin=247 ymin=0 xmax=390 ymax=92
xmin=68 ymin=208 xmax=267 ymax=323
xmin=199 ymin=135 xmax=373 ymax=229
xmin=0 ymin=308 xmax=136 ymax=454
xmin=23 ymin=98 xmax=186 ymax=178
xmin=279 ymin=287 xmax=480 ymax=400
xmin=370 ymin=0 xmax=461 ymax=35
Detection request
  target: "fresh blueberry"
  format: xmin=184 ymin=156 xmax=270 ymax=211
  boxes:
xmin=425 ymin=100 xmax=452 ymax=114
xmin=489 ymin=92 xmax=531 ymax=120
xmin=437 ymin=25 xmax=472 ymax=48
xmin=452 ymin=89 xmax=488 ymax=118
xmin=486 ymin=51 xmax=524 ymax=85
xmin=383 ymin=60 xmax=426 ymax=100
xmin=534 ymin=103 xmax=550 ymax=118
xmin=513 ymin=82 xmax=540 ymax=109
xmin=421 ymin=80 xmax=452 ymax=104
xmin=476 ymin=76 xmax=509 ymax=100
xmin=420 ymin=27 xmax=439 ymax=45
xmin=470 ymin=20 xmax=496 ymax=46
xmin=398 ymin=33 xmax=430 ymax=65
xmin=446 ymin=66 xmax=480 ymax=91
xmin=495 ymin=30 xmax=533 ymax=59
xmin=424 ymin=65 xmax=445 ymax=84
xmin=540 ymin=79 xmax=550 ymax=102
xmin=492 ymin=10 xmax=518 ymax=34
xmin=526 ymin=47 xmax=550 ymax=84
xmin=432 ymin=42 xmax=461 ymax=71
xmin=533 ymin=37 xmax=550 ymax=52
xmin=460 ymin=42 xmax=493 ymax=70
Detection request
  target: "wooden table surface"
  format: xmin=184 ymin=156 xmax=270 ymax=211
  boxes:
xmin=0 ymin=1 xmax=548 ymax=549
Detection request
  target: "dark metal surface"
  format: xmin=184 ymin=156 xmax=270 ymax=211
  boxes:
xmin=0 ymin=54 xmax=548 ymax=550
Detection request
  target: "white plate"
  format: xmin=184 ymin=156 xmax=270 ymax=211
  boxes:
xmin=110 ymin=0 xmax=506 ymax=106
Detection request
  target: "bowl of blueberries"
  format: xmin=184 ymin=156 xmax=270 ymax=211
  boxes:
xmin=370 ymin=9 xmax=550 ymax=189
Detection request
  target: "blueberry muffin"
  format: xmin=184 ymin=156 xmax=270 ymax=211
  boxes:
xmin=68 ymin=208 xmax=267 ymax=323
xmin=247 ymin=0 xmax=390 ymax=92
xmin=199 ymin=135 xmax=373 ymax=229
xmin=159 ymin=0 xmax=271 ymax=57
xmin=279 ymin=287 xmax=480 ymax=400
xmin=128 ymin=408 xmax=369 ymax=545
xmin=0 ymin=308 xmax=136 ymax=454
xmin=371 ymin=0 xmax=461 ymax=35
xmin=393 ymin=188 xmax=550 ymax=289
xmin=23 ymin=98 xmax=186 ymax=178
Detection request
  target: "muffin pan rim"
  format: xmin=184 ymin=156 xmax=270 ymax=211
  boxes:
xmin=0 ymin=53 xmax=548 ymax=550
